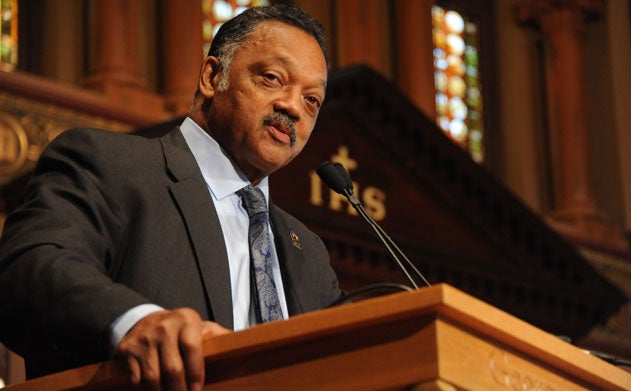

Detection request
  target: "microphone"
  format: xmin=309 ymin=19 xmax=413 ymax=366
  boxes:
xmin=315 ymin=161 xmax=348 ymax=195
xmin=316 ymin=161 xmax=431 ymax=289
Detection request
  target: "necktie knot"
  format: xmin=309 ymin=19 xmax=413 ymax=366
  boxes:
xmin=237 ymin=185 xmax=268 ymax=218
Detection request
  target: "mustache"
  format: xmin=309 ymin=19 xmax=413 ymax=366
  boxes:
xmin=263 ymin=112 xmax=297 ymax=146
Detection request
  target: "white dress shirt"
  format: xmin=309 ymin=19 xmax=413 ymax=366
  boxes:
xmin=108 ymin=117 xmax=288 ymax=354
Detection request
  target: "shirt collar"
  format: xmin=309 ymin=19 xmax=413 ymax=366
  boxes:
xmin=179 ymin=117 xmax=270 ymax=202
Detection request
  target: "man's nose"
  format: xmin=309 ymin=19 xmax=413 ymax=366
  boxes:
xmin=273 ymin=88 xmax=301 ymax=121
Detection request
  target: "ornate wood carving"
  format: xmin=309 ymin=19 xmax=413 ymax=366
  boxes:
xmin=0 ymin=91 xmax=132 ymax=236
xmin=0 ymin=92 xmax=131 ymax=185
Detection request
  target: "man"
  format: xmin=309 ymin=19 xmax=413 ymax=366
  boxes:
xmin=0 ymin=4 xmax=342 ymax=390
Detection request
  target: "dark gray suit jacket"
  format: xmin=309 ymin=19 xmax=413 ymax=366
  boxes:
xmin=0 ymin=127 xmax=342 ymax=378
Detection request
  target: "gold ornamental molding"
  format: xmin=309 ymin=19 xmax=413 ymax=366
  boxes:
xmin=0 ymin=91 xmax=131 ymax=185
xmin=0 ymin=113 xmax=28 ymax=177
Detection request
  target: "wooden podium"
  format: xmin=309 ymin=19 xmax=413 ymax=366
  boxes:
xmin=8 ymin=284 xmax=631 ymax=390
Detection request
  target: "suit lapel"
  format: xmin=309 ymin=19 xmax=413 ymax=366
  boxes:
xmin=269 ymin=203 xmax=321 ymax=316
xmin=160 ymin=128 xmax=234 ymax=330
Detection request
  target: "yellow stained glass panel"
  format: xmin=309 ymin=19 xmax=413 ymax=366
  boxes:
xmin=432 ymin=5 xmax=485 ymax=163
xmin=0 ymin=0 xmax=18 ymax=71
xmin=202 ymin=0 xmax=270 ymax=55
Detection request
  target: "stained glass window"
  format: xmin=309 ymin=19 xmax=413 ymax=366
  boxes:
xmin=1 ymin=0 xmax=18 ymax=71
xmin=432 ymin=5 xmax=485 ymax=163
xmin=202 ymin=0 xmax=270 ymax=55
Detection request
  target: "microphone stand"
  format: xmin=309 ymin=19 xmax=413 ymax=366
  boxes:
xmin=316 ymin=161 xmax=431 ymax=289
xmin=342 ymin=187 xmax=431 ymax=289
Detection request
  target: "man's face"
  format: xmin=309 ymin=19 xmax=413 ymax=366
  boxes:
xmin=205 ymin=21 xmax=327 ymax=183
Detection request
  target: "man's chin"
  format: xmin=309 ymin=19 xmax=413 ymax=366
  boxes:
xmin=259 ymin=154 xmax=295 ymax=176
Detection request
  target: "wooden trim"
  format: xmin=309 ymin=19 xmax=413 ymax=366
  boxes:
xmin=0 ymin=71 xmax=167 ymax=126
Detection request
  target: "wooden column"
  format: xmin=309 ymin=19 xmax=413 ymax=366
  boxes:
xmin=162 ymin=0 xmax=203 ymax=115
xmin=41 ymin=1 xmax=83 ymax=84
xmin=394 ymin=0 xmax=436 ymax=119
xmin=84 ymin=0 xmax=145 ymax=89
xmin=517 ymin=0 xmax=626 ymax=250
xmin=335 ymin=0 xmax=390 ymax=76
xmin=83 ymin=0 xmax=165 ymax=122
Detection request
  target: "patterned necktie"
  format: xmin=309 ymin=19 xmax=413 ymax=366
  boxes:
xmin=237 ymin=185 xmax=283 ymax=323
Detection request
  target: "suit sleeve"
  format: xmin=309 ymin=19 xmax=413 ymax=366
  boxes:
xmin=0 ymin=129 xmax=151 ymax=368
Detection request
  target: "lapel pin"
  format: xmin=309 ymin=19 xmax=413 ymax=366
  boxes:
xmin=290 ymin=230 xmax=302 ymax=250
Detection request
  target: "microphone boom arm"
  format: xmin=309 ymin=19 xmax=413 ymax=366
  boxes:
xmin=316 ymin=161 xmax=431 ymax=289
xmin=343 ymin=188 xmax=430 ymax=288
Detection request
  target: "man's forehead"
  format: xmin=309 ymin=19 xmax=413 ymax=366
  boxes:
xmin=245 ymin=21 xmax=324 ymax=57
xmin=249 ymin=20 xmax=304 ymax=36
xmin=239 ymin=22 xmax=327 ymax=82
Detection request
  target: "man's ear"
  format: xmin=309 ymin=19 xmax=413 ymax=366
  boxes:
xmin=198 ymin=56 xmax=222 ymax=99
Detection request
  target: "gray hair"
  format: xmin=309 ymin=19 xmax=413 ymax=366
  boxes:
xmin=210 ymin=4 xmax=329 ymax=91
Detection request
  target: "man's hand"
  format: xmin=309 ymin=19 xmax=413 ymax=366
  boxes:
xmin=115 ymin=308 xmax=230 ymax=391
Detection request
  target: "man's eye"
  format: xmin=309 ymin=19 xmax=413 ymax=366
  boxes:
xmin=306 ymin=96 xmax=321 ymax=108
xmin=263 ymin=73 xmax=278 ymax=82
